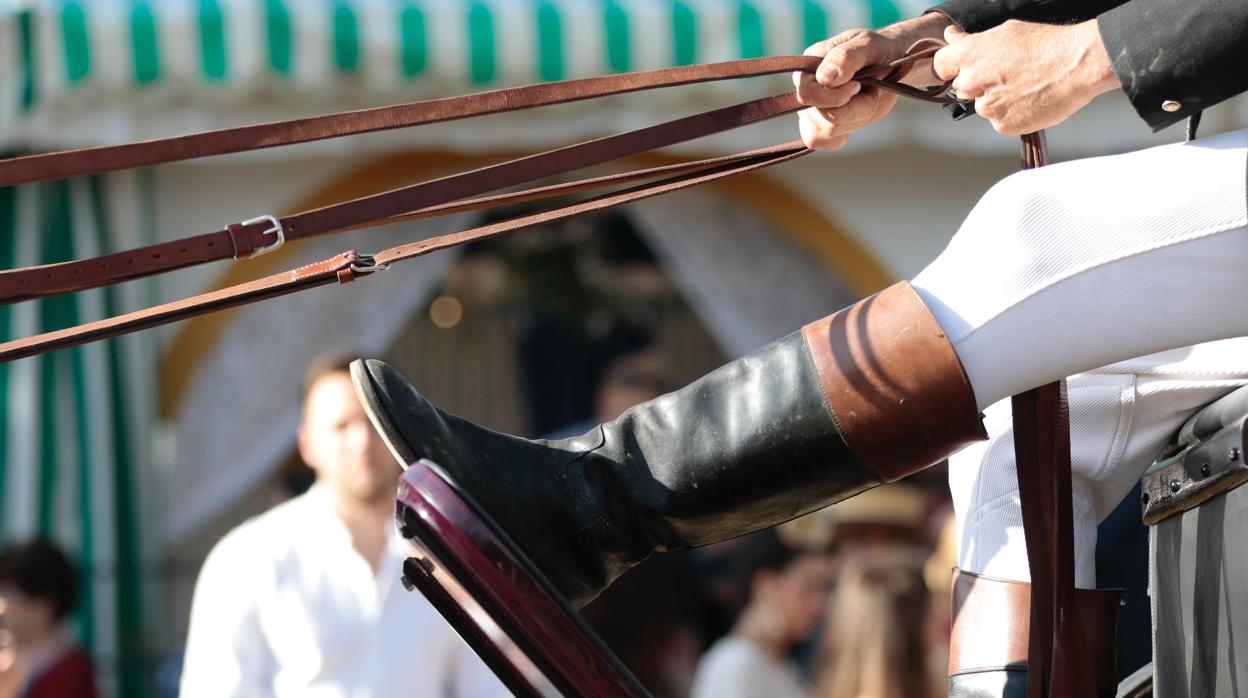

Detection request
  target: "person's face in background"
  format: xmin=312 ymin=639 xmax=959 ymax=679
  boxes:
xmin=777 ymin=554 xmax=835 ymax=643
xmin=298 ymin=371 xmax=398 ymax=506
xmin=756 ymin=554 xmax=835 ymax=646
xmin=0 ymin=584 xmax=50 ymax=645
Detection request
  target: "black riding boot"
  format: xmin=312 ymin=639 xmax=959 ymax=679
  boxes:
xmin=352 ymin=281 xmax=984 ymax=607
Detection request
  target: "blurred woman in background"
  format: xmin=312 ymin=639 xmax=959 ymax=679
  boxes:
xmin=690 ymin=530 xmax=833 ymax=698
xmin=814 ymin=550 xmax=938 ymax=698
xmin=0 ymin=540 xmax=97 ymax=698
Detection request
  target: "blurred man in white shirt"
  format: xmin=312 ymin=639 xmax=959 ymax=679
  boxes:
xmin=180 ymin=355 xmax=504 ymax=698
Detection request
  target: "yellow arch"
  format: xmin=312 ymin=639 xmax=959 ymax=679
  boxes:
xmin=160 ymin=150 xmax=892 ymax=414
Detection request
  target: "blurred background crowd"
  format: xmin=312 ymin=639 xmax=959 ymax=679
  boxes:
xmin=2 ymin=1 xmax=1244 ymax=696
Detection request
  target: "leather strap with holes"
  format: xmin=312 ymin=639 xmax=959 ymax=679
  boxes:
xmin=0 ymin=41 xmax=962 ymax=361
xmin=0 ymin=144 xmax=807 ymax=361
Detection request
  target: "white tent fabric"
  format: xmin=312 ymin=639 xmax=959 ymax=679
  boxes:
xmin=630 ymin=186 xmax=854 ymax=357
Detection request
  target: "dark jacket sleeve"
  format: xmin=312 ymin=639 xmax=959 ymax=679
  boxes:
xmin=1098 ymin=0 xmax=1248 ymax=131
xmin=925 ymin=0 xmax=1248 ymax=132
xmin=925 ymin=0 xmax=1127 ymax=32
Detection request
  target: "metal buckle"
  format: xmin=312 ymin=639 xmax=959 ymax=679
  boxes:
xmin=349 ymin=254 xmax=389 ymax=275
xmin=241 ymin=215 xmax=285 ymax=257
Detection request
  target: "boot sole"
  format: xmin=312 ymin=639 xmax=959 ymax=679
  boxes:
xmin=348 ymin=359 xmax=647 ymax=698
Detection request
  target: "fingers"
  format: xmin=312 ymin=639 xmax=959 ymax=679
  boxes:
xmin=931 ymin=43 xmax=960 ymax=82
xmin=818 ymin=86 xmax=894 ymax=129
xmin=940 ymin=46 xmax=987 ymax=102
xmin=976 ymin=95 xmax=1041 ymax=136
xmin=794 ymin=28 xmax=901 ymax=106
xmin=943 ymin=25 xmax=967 ymax=43
xmin=793 ymin=31 xmax=861 ymax=90
xmin=816 ymin=31 xmax=892 ymax=86
xmin=795 ymin=76 xmax=861 ymax=108
xmin=934 ymin=40 xmax=989 ymax=104
xmin=796 ymin=86 xmax=897 ymax=152
xmin=798 ymin=110 xmax=848 ymax=152
xmin=795 ymin=39 xmax=891 ymax=107
xmin=950 ymin=72 xmax=986 ymax=100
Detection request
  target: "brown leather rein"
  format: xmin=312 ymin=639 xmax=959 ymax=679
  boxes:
xmin=0 ymin=43 xmax=962 ymax=362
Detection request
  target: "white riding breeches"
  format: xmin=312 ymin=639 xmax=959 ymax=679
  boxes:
xmin=949 ymin=342 xmax=1248 ymax=586
xmin=911 ymin=127 xmax=1248 ymax=585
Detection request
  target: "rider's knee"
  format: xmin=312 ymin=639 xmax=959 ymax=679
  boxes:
xmin=954 ymin=166 xmax=1070 ymax=270
xmin=976 ymin=167 xmax=1060 ymax=231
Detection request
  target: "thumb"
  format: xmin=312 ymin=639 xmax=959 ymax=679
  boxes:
xmin=943 ymin=25 xmax=968 ymax=43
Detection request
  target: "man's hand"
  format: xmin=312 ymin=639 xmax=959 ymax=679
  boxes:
xmin=795 ymin=14 xmax=952 ymax=152
xmin=933 ymin=19 xmax=1120 ymax=135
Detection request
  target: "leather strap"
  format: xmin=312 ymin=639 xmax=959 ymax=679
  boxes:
xmin=0 ymin=50 xmax=953 ymax=189
xmin=0 ymin=44 xmax=964 ymax=360
xmin=1011 ymin=129 xmax=1094 ymax=698
xmin=0 ymin=145 xmax=791 ymax=305
xmin=0 ymin=57 xmax=813 ymax=188
xmin=948 ymin=569 xmax=1120 ymax=696
xmin=0 ymin=143 xmax=808 ymax=362
xmin=0 ymin=95 xmax=804 ymax=304
xmin=0 ymin=49 xmax=957 ymax=306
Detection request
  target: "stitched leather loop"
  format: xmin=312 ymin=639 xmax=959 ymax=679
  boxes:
xmin=227 ymin=223 xmax=253 ymax=259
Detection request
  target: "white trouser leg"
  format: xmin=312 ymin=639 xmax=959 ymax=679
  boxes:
xmin=950 ymin=341 xmax=1248 ymax=585
xmin=912 ymin=128 xmax=1248 ymax=412
xmin=914 ymin=127 xmax=1248 ymax=585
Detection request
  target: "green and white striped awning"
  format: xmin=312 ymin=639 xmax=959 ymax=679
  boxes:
xmin=0 ymin=0 xmax=926 ymax=150
xmin=5 ymin=1 xmax=1246 ymax=156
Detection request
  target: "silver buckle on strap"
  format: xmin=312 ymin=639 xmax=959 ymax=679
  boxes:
xmin=241 ymin=215 xmax=285 ymax=257
xmin=349 ymin=254 xmax=389 ymax=275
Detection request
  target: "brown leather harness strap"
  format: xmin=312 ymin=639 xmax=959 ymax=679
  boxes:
xmin=0 ymin=94 xmax=804 ymax=304
xmin=0 ymin=50 xmax=954 ymax=189
xmin=0 ymin=43 xmax=960 ymax=360
xmin=0 ymin=48 xmax=956 ymax=307
xmin=1010 ymin=131 xmax=1098 ymax=698
xmin=0 ymin=57 xmax=816 ymax=188
xmin=0 ymin=143 xmax=808 ymax=362
xmin=370 ymin=145 xmax=810 ymax=269
xmin=353 ymin=144 xmax=806 ymax=233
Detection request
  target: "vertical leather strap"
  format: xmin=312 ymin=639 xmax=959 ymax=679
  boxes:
xmin=1010 ymin=130 xmax=1095 ymax=698
xmin=1011 ymin=383 xmax=1087 ymax=696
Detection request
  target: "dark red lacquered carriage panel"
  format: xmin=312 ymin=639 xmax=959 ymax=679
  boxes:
xmin=395 ymin=459 xmax=649 ymax=698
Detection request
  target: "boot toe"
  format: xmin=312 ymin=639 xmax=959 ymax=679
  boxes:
xmin=350 ymin=359 xmax=454 ymax=470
